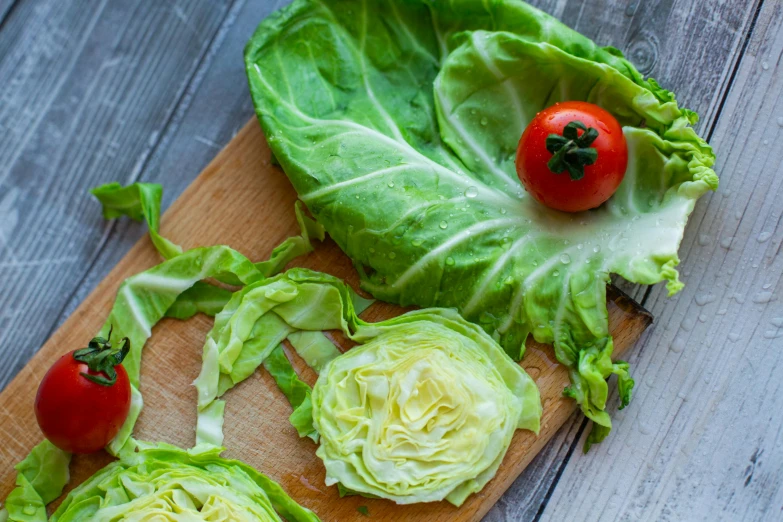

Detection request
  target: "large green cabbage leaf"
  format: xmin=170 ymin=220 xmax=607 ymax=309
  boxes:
xmin=245 ymin=0 xmax=718 ymax=444
xmin=190 ymin=268 xmax=540 ymax=505
xmin=48 ymin=444 xmax=319 ymax=522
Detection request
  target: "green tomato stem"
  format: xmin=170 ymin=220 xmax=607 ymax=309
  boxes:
xmin=545 ymin=120 xmax=599 ymax=180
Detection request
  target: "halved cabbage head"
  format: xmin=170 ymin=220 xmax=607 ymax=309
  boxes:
xmin=49 ymin=444 xmax=319 ymax=522
xmin=312 ymin=310 xmax=542 ymax=506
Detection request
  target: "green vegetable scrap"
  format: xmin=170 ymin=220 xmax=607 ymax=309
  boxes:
xmin=47 ymin=444 xmax=319 ymax=521
xmin=91 ymin=182 xmax=326 ymax=282
xmin=191 ymin=268 xmax=540 ymax=506
xmin=88 ymin=182 xmax=327 ymax=453
xmin=0 ymin=441 xmax=71 ymax=522
xmin=91 ymin=182 xmax=182 ymax=260
xmin=245 ymin=0 xmax=718 ymax=446
xmin=1 ymin=186 xmax=327 ymax=520
xmin=193 ymin=269 xmax=374 ymax=447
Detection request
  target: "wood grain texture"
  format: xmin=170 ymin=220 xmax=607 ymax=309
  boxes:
xmin=0 ymin=0 xmax=235 ymax=389
xmin=0 ymin=121 xmax=651 ymax=521
xmin=538 ymin=2 xmax=783 ymax=521
xmin=486 ymin=1 xmax=766 ymax=519
xmin=0 ymin=0 xmax=775 ymax=520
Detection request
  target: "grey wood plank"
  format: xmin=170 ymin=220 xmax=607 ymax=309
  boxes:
xmin=0 ymin=0 xmax=235 ymax=389
xmin=0 ymin=0 xmax=18 ymax=29
xmin=53 ymin=0 xmax=293 ymax=324
xmin=0 ymin=0 xmax=768 ymax=521
xmin=485 ymin=0 xmax=764 ymax=519
xmin=539 ymin=1 xmax=783 ymax=520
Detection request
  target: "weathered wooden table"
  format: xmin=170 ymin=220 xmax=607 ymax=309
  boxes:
xmin=0 ymin=1 xmax=780 ymax=520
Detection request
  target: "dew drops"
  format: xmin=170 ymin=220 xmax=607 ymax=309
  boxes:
xmin=771 ymin=317 xmax=783 ymax=328
xmin=761 ymin=61 xmax=770 ymax=70
xmin=777 ymin=117 xmax=783 ymax=128
xmin=445 ymin=256 xmax=455 ymax=266
xmin=480 ymin=117 xmax=488 ymax=126
xmin=728 ymin=332 xmax=740 ymax=342
xmin=559 ymin=253 xmax=571 ymax=265
xmin=465 ymin=186 xmax=478 ymax=198
xmin=670 ymin=337 xmax=685 ymax=353
xmin=720 ymin=236 xmax=734 ymax=249
xmin=638 ymin=420 xmax=652 ymax=435
xmin=369 ymin=247 xmax=376 ymax=254
xmin=388 ymin=252 xmax=396 ymax=259
xmin=717 ymin=309 xmax=727 ymax=316
xmin=577 ymin=243 xmax=583 ymax=250
xmin=757 ymin=231 xmax=772 ymax=243
xmin=553 ymin=270 xmax=560 ymax=277
xmin=681 ymin=317 xmax=695 ymax=331
xmin=698 ymin=234 xmax=711 ymax=246
xmin=752 ymin=291 xmax=773 ymax=304
xmin=439 ymin=221 xmax=448 ymax=229
xmin=695 ymin=293 xmax=716 ymax=306
xmin=387 ymin=181 xmax=395 ymax=188
xmin=593 ymin=245 xmax=601 ymax=253
xmin=698 ymin=314 xmax=707 ymax=323
xmin=412 ymin=238 xmax=423 ymax=247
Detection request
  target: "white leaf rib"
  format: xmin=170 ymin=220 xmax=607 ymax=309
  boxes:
xmin=462 ymin=232 xmax=538 ymax=315
xmin=301 ymin=164 xmax=418 ymax=202
xmin=131 ymin=272 xmax=192 ymax=294
xmin=434 ymin=76 xmax=520 ymax=194
xmin=363 ymin=196 xmax=468 ymax=235
xmin=499 ymin=242 xmax=583 ymax=333
xmin=471 ymin=32 xmax=527 ymax=128
xmin=391 ymin=217 xmax=518 ymax=289
xmin=122 ymin=284 xmax=151 ymax=337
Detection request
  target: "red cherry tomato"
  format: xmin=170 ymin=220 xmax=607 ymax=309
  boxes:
xmin=516 ymin=101 xmax=628 ymax=212
xmin=35 ymin=348 xmax=131 ymax=454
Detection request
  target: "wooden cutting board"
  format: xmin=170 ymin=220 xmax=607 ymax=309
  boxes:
xmin=0 ymin=119 xmax=652 ymax=521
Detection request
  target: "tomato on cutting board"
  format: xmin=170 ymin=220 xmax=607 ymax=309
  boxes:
xmin=515 ymin=101 xmax=628 ymax=212
xmin=35 ymin=330 xmax=131 ymax=454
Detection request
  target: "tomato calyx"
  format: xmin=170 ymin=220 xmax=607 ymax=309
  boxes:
xmin=545 ymin=120 xmax=600 ymax=181
xmin=72 ymin=326 xmax=130 ymax=387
